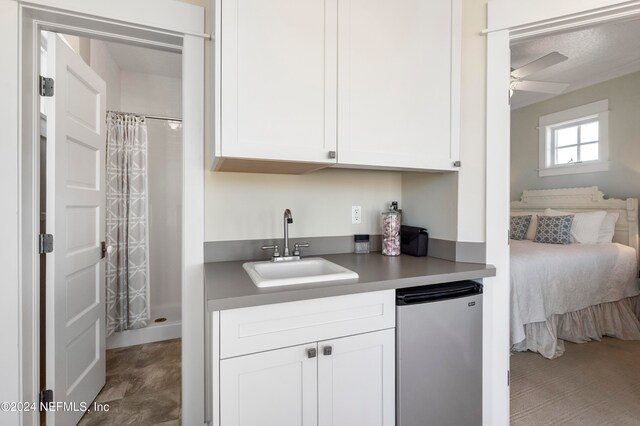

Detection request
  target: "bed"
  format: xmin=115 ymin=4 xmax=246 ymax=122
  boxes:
xmin=510 ymin=187 xmax=640 ymax=359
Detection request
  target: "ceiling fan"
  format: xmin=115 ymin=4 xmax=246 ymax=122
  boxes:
xmin=510 ymin=51 xmax=570 ymax=96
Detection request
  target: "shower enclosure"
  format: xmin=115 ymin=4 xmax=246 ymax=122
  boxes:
xmin=107 ymin=117 xmax=182 ymax=348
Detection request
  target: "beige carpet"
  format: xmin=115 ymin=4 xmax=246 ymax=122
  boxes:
xmin=510 ymin=338 xmax=640 ymax=425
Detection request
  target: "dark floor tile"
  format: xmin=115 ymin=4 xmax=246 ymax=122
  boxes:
xmin=80 ymin=338 xmax=181 ymax=425
xmin=106 ymin=346 xmax=142 ymax=377
xmin=96 ymin=373 xmax=130 ymax=403
xmin=125 ymin=362 xmax=181 ymax=397
xmin=77 ymin=399 xmax=122 ymax=426
xmin=116 ymin=389 xmax=181 ymax=425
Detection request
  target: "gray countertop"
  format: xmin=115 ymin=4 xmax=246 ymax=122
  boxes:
xmin=205 ymin=252 xmax=496 ymax=311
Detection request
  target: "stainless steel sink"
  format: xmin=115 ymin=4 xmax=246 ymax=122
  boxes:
xmin=243 ymin=257 xmax=359 ymax=288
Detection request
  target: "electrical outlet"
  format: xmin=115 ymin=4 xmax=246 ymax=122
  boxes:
xmin=352 ymin=206 xmax=362 ymax=224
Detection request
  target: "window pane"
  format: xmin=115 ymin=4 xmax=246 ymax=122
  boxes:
xmin=581 ymin=121 xmax=599 ymax=142
xmin=556 ymin=126 xmax=578 ymax=147
xmin=556 ymin=146 xmax=577 ymax=164
xmin=580 ymin=143 xmax=599 ymax=162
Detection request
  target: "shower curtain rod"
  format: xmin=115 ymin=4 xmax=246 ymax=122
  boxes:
xmin=107 ymin=110 xmax=182 ymax=122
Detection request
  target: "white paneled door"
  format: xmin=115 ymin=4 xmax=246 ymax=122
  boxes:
xmin=45 ymin=33 xmax=107 ymax=426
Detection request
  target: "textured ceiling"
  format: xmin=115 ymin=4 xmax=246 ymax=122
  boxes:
xmin=510 ymin=18 xmax=640 ymax=109
xmin=104 ymin=41 xmax=182 ymax=79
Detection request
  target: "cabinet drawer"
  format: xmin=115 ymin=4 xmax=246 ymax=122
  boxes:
xmin=219 ymin=290 xmax=395 ymax=358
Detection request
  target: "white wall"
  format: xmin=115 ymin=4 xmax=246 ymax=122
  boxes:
xmin=147 ymin=120 xmax=183 ymax=313
xmin=118 ymin=69 xmax=183 ymax=315
xmin=89 ymin=40 xmax=121 ymax=111
xmin=0 ymin=1 xmax=21 ymax=423
xmin=457 ymin=0 xmax=487 ymax=242
xmin=402 ymin=172 xmax=458 ymax=240
xmin=511 ymin=71 xmax=640 ymax=201
xmin=120 ymin=71 xmax=182 ymax=118
xmin=205 ymin=169 xmax=402 ymax=241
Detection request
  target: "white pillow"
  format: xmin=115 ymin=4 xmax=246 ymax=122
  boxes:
xmin=511 ymin=211 xmax=538 ymax=240
xmin=597 ymin=212 xmax=619 ymax=244
xmin=544 ymin=209 xmax=607 ymax=244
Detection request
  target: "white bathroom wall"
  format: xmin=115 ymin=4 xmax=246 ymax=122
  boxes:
xmin=119 ymin=68 xmax=183 ymax=316
xmin=120 ymin=71 xmax=182 ymax=117
xmin=147 ymin=120 xmax=183 ymax=313
xmin=89 ymin=40 xmax=121 ymax=111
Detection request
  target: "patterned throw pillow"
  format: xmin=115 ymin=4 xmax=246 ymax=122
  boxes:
xmin=534 ymin=215 xmax=574 ymax=244
xmin=510 ymin=215 xmax=532 ymax=240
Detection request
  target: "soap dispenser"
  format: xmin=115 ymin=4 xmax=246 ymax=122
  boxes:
xmin=382 ymin=201 xmax=401 ymax=256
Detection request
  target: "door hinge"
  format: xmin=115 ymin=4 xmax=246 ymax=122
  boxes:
xmin=39 ymin=389 xmax=53 ymax=406
xmin=39 ymin=234 xmax=53 ymax=254
xmin=453 ymin=161 xmax=461 ymax=167
xmin=40 ymin=76 xmax=54 ymax=97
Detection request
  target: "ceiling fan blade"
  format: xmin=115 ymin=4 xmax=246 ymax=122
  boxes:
xmin=512 ymin=80 xmax=570 ymax=94
xmin=511 ymin=52 xmax=568 ymax=79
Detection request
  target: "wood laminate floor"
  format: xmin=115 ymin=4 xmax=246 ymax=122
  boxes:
xmin=78 ymin=338 xmax=181 ymax=426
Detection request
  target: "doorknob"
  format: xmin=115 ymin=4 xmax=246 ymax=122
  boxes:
xmin=102 ymin=242 xmax=115 ymax=258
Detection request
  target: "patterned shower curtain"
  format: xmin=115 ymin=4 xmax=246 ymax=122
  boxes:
xmin=105 ymin=112 xmax=150 ymax=336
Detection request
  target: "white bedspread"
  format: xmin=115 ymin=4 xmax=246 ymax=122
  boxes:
xmin=510 ymin=240 xmax=639 ymax=346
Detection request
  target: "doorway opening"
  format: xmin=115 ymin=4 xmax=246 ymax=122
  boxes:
xmin=507 ymin=16 xmax=640 ymax=423
xmin=39 ymin=30 xmax=183 ymax=425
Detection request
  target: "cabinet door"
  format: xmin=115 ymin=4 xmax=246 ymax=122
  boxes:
xmin=317 ymin=329 xmax=395 ymax=426
xmin=221 ymin=0 xmax=338 ymax=164
xmin=337 ymin=0 xmax=455 ymax=170
xmin=220 ymin=343 xmax=318 ymax=426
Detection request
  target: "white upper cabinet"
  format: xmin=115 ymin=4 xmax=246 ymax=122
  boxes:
xmin=336 ymin=0 xmax=459 ymax=171
xmin=217 ymin=0 xmax=338 ymax=172
xmin=213 ymin=0 xmax=460 ymax=173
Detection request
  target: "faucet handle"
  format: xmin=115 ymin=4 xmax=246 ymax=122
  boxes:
xmin=261 ymin=244 xmax=280 ymax=258
xmin=293 ymin=242 xmax=309 ymax=256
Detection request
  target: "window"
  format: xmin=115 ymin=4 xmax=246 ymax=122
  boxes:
xmin=538 ymin=100 xmax=609 ymax=177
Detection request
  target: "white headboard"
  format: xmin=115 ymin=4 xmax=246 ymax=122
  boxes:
xmin=511 ymin=186 xmax=639 ymax=269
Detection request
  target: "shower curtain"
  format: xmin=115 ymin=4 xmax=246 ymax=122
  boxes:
xmin=105 ymin=112 xmax=150 ymax=336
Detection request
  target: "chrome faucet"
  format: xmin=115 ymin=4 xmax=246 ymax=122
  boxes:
xmin=262 ymin=209 xmax=309 ymax=262
xmin=283 ymin=209 xmax=293 ymax=256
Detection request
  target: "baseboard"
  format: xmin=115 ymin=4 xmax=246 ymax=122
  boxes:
xmin=106 ymin=320 xmax=181 ymax=349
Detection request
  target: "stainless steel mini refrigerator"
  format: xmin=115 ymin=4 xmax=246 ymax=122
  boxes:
xmin=396 ymin=281 xmax=483 ymax=426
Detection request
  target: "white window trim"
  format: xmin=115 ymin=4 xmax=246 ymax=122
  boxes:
xmin=538 ymin=99 xmax=609 ymax=177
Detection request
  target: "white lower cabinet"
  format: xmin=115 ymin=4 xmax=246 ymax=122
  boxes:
xmin=213 ymin=291 xmax=396 ymax=426
xmin=219 ymin=329 xmax=394 ymax=426
xmin=318 ymin=329 xmax=395 ymax=426
xmin=220 ymin=343 xmax=319 ymax=426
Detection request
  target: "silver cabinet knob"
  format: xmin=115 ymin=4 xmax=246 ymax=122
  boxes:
xmin=328 ymin=151 xmax=336 ymax=159
xmin=323 ymin=346 xmax=332 ymax=356
xmin=307 ymin=348 xmax=317 ymax=358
